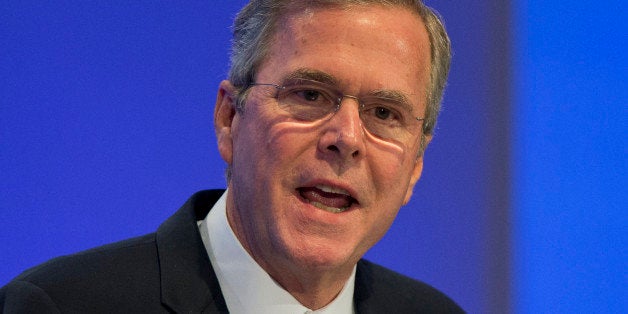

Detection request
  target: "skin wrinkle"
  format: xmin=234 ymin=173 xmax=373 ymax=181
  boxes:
xmin=297 ymin=9 xmax=426 ymax=101
xmin=278 ymin=68 xmax=418 ymax=114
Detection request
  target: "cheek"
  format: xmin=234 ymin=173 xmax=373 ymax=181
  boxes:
xmin=230 ymin=115 xmax=274 ymax=185
xmin=232 ymin=116 xmax=319 ymax=193
xmin=367 ymin=142 xmax=418 ymax=202
xmin=265 ymin=121 xmax=320 ymax=160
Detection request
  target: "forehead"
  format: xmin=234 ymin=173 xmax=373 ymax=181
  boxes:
xmin=259 ymin=5 xmax=431 ymax=100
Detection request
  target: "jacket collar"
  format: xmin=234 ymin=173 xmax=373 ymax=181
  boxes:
xmin=154 ymin=189 xmax=382 ymax=313
xmin=156 ymin=190 xmax=228 ymax=313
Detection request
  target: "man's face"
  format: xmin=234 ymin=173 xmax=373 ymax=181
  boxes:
xmin=216 ymin=5 xmax=432 ymax=275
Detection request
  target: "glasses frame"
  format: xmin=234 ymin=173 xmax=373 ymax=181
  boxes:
xmin=245 ymin=78 xmax=426 ymax=144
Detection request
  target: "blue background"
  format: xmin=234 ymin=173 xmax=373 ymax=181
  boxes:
xmin=1 ymin=1 xmax=625 ymax=313
xmin=512 ymin=0 xmax=626 ymax=312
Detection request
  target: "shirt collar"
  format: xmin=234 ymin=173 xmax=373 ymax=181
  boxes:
xmin=198 ymin=189 xmax=356 ymax=314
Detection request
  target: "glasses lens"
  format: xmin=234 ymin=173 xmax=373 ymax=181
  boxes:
xmin=276 ymin=80 xmax=338 ymax=121
xmin=360 ymin=99 xmax=420 ymax=141
xmin=272 ymin=79 xmax=422 ymax=142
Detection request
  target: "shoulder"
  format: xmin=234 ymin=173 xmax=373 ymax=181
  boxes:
xmin=1 ymin=234 xmax=163 ymax=312
xmin=355 ymin=259 xmax=465 ymax=313
xmin=1 ymin=189 xmax=225 ymax=312
xmin=15 ymin=233 xmax=159 ymax=285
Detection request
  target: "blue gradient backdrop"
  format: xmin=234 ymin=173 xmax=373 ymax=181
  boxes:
xmin=1 ymin=1 xmax=625 ymax=313
xmin=512 ymin=0 xmax=626 ymax=312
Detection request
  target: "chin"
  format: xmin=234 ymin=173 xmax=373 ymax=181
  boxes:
xmin=281 ymin=236 xmax=360 ymax=271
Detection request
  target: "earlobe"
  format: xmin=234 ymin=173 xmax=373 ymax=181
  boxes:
xmin=402 ymin=135 xmax=432 ymax=205
xmin=403 ymin=158 xmax=424 ymax=205
xmin=214 ymin=80 xmax=237 ymax=165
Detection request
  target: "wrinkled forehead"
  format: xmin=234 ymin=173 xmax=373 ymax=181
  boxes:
xmin=262 ymin=4 xmax=431 ymax=95
xmin=275 ymin=3 xmax=425 ymax=36
xmin=280 ymin=5 xmax=428 ymax=60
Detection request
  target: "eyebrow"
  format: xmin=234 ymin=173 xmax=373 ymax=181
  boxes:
xmin=368 ymin=90 xmax=416 ymax=113
xmin=281 ymin=68 xmax=339 ymax=86
xmin=280 ymin=67 xmax=418 ymax=113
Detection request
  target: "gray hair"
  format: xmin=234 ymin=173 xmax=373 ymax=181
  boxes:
xmin=228 ymin=0 xmax=451 ymax=153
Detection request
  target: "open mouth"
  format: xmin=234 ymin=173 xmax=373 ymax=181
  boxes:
xmin=297 ymin=185 xmax=358 ymax=213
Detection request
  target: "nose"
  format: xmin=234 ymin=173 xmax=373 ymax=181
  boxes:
xmin=317 ymin=97 xmax=366 ymax=162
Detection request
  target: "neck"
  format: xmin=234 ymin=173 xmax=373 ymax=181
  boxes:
xmin=225 ymin=190 xmax=355 ymax=310
xmin=260 ymin=258 xmax=354 ymax=310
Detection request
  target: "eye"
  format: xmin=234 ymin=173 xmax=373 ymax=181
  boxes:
xmin=365 ymin=105 xmax=400 ymax=122
xmin=374 ymin=107 xmax=392 ymax=120
xmin=296 ymin=89 xmax=321 ymax=102
xmin=361 ymin=102 xmax=407 ymax=129
xmin=284 ymin=86 xmax=333 ymax=108
xmin=278 ymin=84 xmax=335 ymax=120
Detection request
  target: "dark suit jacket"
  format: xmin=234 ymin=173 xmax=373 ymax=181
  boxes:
xmin=1 ymin=190 xmax=463 ymax=313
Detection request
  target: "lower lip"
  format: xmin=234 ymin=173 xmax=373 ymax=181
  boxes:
xmin=295 ymin=189 xmax=357 ymax=216
xmin=308 ymin=200 xmax=349 ymax=213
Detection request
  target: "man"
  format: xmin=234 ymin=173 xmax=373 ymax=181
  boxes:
xmin=1 ymin=0 xmax=462 ymax=313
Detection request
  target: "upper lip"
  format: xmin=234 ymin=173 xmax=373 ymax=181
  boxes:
xmin=314 ymin=184 xmax=351 ymax=196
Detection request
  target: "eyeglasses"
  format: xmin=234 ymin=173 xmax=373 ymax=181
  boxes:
xmin=249 ymin=78 xmax=424 ymax=143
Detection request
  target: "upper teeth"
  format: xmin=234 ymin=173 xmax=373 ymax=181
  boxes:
xmin=316 ymin=185 xmax=350 ymax=196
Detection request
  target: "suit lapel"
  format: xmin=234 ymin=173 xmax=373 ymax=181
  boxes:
xmin=156 ymin=190 xmax=229 ymax=313
xmin=354 ymin=260 xmax=372 ymax=314
xmin=154 ymin=191 xmax=389 ymax=313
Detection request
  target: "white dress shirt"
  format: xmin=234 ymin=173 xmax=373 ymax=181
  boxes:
xmin=198 ymin=190 xmax=356 ymax=314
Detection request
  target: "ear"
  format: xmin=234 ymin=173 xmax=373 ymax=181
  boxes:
xmin=214 ymin=80 xmax=237 ymax=165
xmin=402 ymin=135 xmax=432 ymax=205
